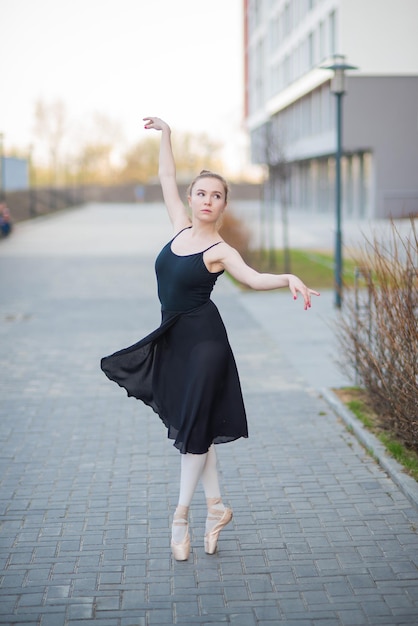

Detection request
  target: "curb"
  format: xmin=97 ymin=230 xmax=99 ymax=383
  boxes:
xmin=321 ymin=387 xmax=418 ymax=511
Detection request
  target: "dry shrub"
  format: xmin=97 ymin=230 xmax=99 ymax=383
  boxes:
xmin=336 ymin=219 xmax=418 ymax=450
xmin=219 ymin=210 xmax=251 ymax=261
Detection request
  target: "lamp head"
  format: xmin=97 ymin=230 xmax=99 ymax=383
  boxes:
xmin=321 ymin=54 xmax=358 ymax=94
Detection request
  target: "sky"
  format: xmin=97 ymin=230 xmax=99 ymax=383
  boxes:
xmin=0 ymin=0 xmax=247 ymax=171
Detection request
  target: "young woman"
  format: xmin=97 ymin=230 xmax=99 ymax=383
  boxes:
xmin=101 ymin=117 xmax=319 ymax=561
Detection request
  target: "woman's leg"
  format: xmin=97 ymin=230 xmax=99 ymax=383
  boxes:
xmin=173 ymin=446 xmax=223 ymax=540
xmin=200 ymin=445 xmax=226 ymax=521
xmin=200 ymin=445 xmax=233 ymax=554
xmin=200 ymin=445 xmax=229 ymax=528
xmin=172 ymin=451 xmax=208 ymax=543
xmin=172 ymin=446 xmax=232 ymax=556
xmin=200 ymin=445 xmax=223 ymax=500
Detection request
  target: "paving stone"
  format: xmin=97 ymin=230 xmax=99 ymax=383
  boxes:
xmin=1 ymin=204 xmax=418 ymax=625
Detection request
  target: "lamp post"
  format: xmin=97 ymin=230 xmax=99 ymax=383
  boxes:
xmin=321 ymin=54 xmax=357 ymax=308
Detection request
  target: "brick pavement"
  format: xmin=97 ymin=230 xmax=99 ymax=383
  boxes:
xmin=1 ymin=204 xmax=418 ymax=625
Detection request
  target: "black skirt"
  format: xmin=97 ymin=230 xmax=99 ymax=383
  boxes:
xmin=101 ymin=300 xmax=248 ymax=454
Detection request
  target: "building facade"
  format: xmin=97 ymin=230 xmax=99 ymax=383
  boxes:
xmin=244 ymin=0 xmax=418 ymax=219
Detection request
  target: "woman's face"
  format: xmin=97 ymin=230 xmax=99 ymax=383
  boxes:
xmin=188 ymin=178 xmax=227 ymax=224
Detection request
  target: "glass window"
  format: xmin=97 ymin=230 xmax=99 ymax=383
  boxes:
xmin=255 ymin=0 xmax=262 ymax=27
xmin=342 ymin=156 xmax=354 ymax=217
xmin=329 ymin=10 xmax=337 ymax=55
xmin=308 ymin=31 xmax=315 ymax=68
xmin=360 ymin=152 xmax=372 ymax=218
xmin=284 ymin=2 xmax=291 ymax=36
xmin=319 ymin=20 xmax=326 ymax=61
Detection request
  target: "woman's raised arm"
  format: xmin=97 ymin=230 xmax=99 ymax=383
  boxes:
xmin=143 ymin=117 xmax=190 ymax=230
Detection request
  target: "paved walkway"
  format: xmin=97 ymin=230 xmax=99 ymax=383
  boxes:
xmin=1 ymin=203 xmax=418 ymax=626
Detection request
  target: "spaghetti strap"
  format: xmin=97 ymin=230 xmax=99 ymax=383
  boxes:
xmin=171 ymin=228 xmax=222 ymax=254
xmin=202 ymin=242 xmax=223 ymax=253
xmin=172 ymin=226 xmax=192 ymax=241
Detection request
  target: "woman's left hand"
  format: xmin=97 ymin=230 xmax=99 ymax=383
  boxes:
xmin=288 ymin=275 xmax=320 ymax=310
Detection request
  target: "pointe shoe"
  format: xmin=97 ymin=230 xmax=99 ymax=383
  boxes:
xmin=204 ymin=502 xmax=233 ymax=555
xmin=171 ymin=515 xmax=190 ymax=561
xmin=171 ymin=531 xmax=190 ymax=561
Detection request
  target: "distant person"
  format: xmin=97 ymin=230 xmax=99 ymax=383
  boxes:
xmin=135 ymin=185 xmax=145 ymax=202
xmin=0 ymin=202 xmax=12 ymax=237
xmin=101 ymin=117 xmax=320 ymax=561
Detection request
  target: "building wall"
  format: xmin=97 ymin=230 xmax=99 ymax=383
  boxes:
xmin=340 ymin=0 xmax=418 ymax=74
xmin=344 ymin=76 xmax=418 ymax=218
xmin=244 ymin=0 xmax=418 ymax=219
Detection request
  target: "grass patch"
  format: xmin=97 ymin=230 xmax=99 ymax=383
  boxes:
xmin=245 ymin=249 xmax=359 ymax=290
xmin=379 ymin=433 xmax=418 ymax=478
xmin=334 ymin=387 xmax=418 ymax=482
xmin=346 ymin=399 xmax=375 ymax=429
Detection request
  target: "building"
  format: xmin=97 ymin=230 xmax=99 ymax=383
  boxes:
xmin=0 ymin=157 xmax=29 ymax=194
xmin=244 ymin=0 xmax=418 ymax=219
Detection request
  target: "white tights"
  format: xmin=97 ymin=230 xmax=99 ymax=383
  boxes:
xmin=178 ymin=445 xmax=221 ymax=506
xmin=172 ymin=445 xmax=225 ymax=542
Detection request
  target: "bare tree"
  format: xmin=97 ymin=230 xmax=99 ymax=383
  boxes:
xmin=274 ymin=155 xmax=291 ymax=274
xmin=33 ymin=99 xmax=68 ymax=185
xmin=72 ymin=112 xmax=124 ymax=185
xmin=172 ymin=132 xmax=223 ymax=181
xmin=263 ymin=120 xmax=291 ymax=272
xmin=120 ymin=137 xmax=161 ymax=184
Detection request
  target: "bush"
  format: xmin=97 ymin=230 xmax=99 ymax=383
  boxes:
xmin=219 ymin=210 xmax=251 ymax=260
xmin=336 ymin=220 xmax=418 ymax=451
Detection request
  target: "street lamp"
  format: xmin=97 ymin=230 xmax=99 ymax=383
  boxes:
xmin=321 ymin=54 xmax=358 ymax=308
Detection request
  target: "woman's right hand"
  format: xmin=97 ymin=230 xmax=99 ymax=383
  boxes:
xmin=143 ymin=117 xmax=170 ymax=132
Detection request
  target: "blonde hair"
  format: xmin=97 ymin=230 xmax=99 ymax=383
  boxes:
xmin=187 ymin=170 xmax=229 ymax=203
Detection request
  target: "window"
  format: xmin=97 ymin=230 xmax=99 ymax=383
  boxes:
xmin=255 ymin=40 xmax=265 ymax=109
xmin=254 ymin=0 xmax=262 ymax=27
xmin=319 ymin=20 xmax=325 ymax=61
xmin=329 ymin=10 xmax=337 ymax=55
xmin=359 ymin=153 xmax=372 ymax=218
xmin=283 ymin=2 xmax=291 ymax=36
xmin=308 ymin=31 xmax=315 ymax=68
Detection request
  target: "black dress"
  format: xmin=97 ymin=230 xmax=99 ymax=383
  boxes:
xmin=101 ymin=227 xmax=248 ymax=454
